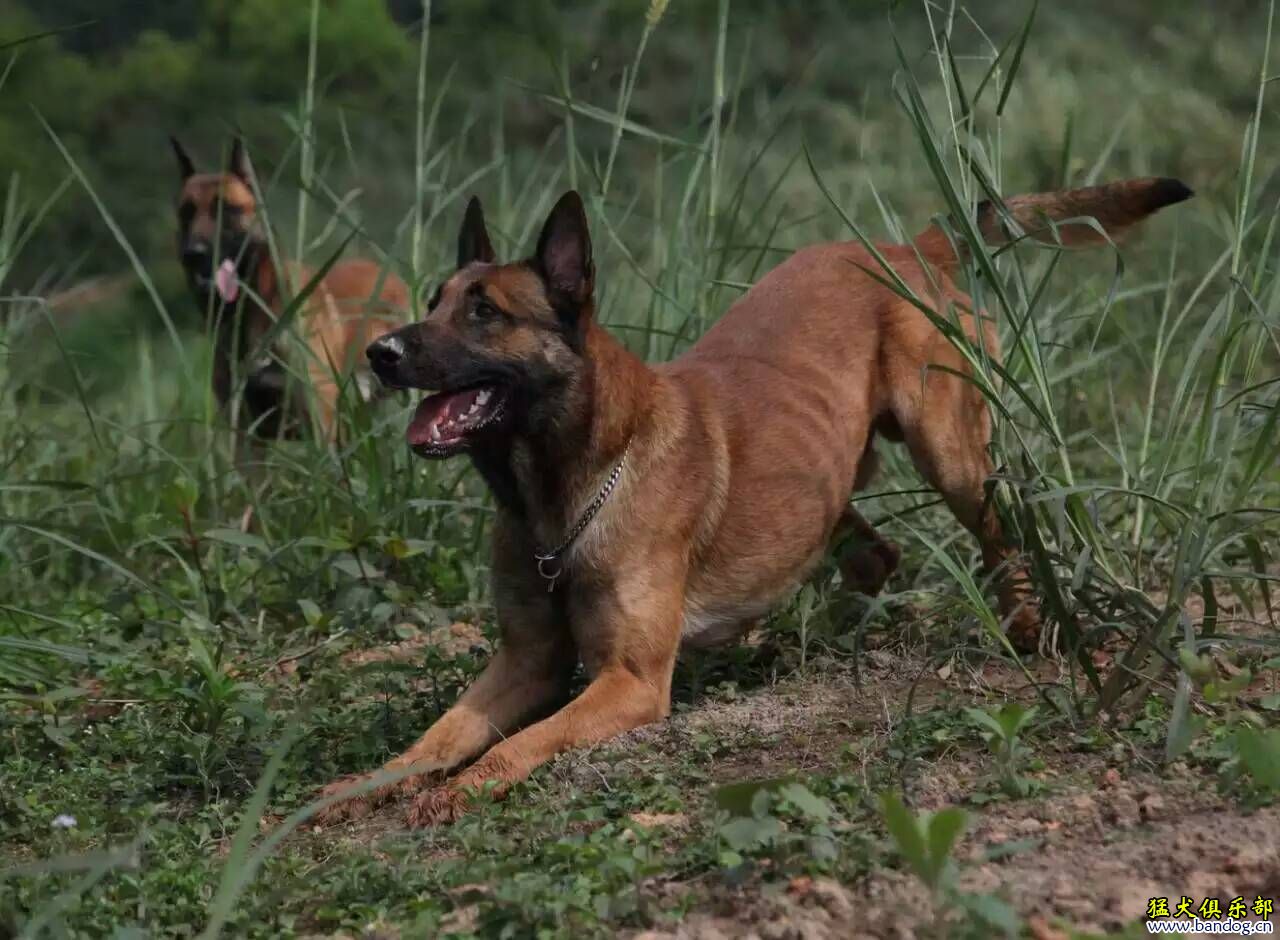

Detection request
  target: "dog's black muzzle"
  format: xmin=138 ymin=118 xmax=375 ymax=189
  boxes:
xmin=367 ymin=331 xmax=408 ymax=386
xmin=366 ymin=324 xmax=481 ymax=391
xmin=180 ymin=240 xmax=215 ymax=285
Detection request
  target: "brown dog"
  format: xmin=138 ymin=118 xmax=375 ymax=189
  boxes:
xmin=320 ymin=178 xmax=1190 ymax=826
xmin=171 ymin=137 xmax=408 ymax=440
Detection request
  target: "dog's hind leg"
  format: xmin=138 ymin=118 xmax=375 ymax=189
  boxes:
xmin=830 ymin=444 xmax=901 ymax=597
xmin=894 ymin=367 xmax=1041 ymax=649
xmin=833 ymin=505 xmax=902 ymax=597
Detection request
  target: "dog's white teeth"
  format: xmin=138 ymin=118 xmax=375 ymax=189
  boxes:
xmin=430 ymin=425 xmax=442 ymax=442
xmin=476 ymin=389 xmax=491 ymax=405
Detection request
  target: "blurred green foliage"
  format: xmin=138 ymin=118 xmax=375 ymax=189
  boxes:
xmin=1 ymin=0 xmax=1268 ymax=294
xmin=1 ymin=0 xmax=416 ymax=286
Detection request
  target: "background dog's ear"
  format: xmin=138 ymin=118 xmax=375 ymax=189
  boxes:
xmin=457 ymin=196 xmax=495 ymax=268
xmin=535 ymin=190 xmax=593 ymax=308
xmin=227 ymin=137 xmax=251 ymax=184
xmin=170 ymin=136 xmax=195 ymax=180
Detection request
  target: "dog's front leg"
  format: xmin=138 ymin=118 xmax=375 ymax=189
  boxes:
xmin=314 ymin=637 xmax=571 ymax=823
xmin=316 ymin=521 xmax=574 ymax=824
xmin=405 ymin=559 xmax=685 ymax=827
xmin=405 ymin=663 xmax=668 ymax=826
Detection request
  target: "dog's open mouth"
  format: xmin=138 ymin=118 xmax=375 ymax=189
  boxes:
xmin=406 ymin=385 xmax=507 ymax=457
xmin=188 ymin=259 xmax=240 ymax=303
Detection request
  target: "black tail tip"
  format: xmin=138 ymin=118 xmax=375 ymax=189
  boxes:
xmin=1152 ymin=177 xmax=1194 ymax=207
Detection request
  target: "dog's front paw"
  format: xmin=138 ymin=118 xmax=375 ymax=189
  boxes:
xmin=314 ymin=773 xmax=381 ymax=825
xmin=314 ymin=765 xmax=444 ymax=826
xmin=406 ymin=786 xmax=471 ymax=827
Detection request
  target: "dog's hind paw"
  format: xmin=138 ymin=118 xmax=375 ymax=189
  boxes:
xmin=1003 ymin=596 xmax=1044 ymax=655
xmin=1005 ymin=600 xmax=1043 ymax=654
xmin=839 ymin=538 xmax=902 ymax=597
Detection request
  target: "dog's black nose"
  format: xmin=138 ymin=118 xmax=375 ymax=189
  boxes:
xmin=367 ymin=334 xmax=405 ymax=371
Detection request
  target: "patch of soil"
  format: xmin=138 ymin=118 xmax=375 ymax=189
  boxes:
xmin=338 ymin=621 xmax=489 ymax=667
xmin=595 ymin=652 xmax=1277 ymax=939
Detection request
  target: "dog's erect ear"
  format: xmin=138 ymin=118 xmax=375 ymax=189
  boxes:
xmin=457 ymin=196 xmax=495 ymax=268
xmin=227 ymin=137 xmax=251 ymax=184
xmin=170 ymin=136 xmax=195 ymax=180
xmin=535 ymin=191 xmax=593 ymax=308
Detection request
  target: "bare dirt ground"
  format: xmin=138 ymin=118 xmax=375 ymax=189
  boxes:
xmin=607 ymin=652 xmax=1280 ymax=939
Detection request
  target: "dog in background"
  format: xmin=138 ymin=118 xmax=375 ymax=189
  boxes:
xmin=319 ymin=177 xmax=1191 ymax=826
xmin=171 ymin=136 xmax=408 ymax=440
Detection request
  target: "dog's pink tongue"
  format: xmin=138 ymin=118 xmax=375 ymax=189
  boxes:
xmin=407 ymin=393 xmax=448 ymax=446
xmin=215 ymin=259 xmax=239 ymax=302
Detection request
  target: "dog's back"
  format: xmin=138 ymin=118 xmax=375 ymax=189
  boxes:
xmin=665 ymin=177 xmax=1191 ymax=641
xmin=290 ymin=257 xmax=408 ymax=430
xmin=674 ymin=175 xmax=1194 ymax=471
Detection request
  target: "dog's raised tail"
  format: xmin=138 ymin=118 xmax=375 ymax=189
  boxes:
xmin=913 ymin=176 xmax=1193 ymax=273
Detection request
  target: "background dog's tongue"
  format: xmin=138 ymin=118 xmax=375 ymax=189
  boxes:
xmin=215 ymin=259 xmax=239 ymax=302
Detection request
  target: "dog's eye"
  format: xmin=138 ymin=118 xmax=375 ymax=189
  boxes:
xmin=178 ymin=202 xmax=195 ymax=224
xmin=470 ymin=300 xmax=501 ymax=321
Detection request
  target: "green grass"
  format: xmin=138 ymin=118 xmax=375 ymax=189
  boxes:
xmin=2 ymin=0 xmax=1279 ymax=936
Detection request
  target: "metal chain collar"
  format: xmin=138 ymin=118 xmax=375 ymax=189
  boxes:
xmin=533 ymin=440 xmax=632 ymax=591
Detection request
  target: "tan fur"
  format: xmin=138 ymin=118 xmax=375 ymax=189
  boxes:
xmin=317 ymin=178 xmax=1190 ymax=826
xmin=283 ymin=256 xmax=409 ymax=435
xmin=914 ymin=176 xmax=1192 ymax=273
